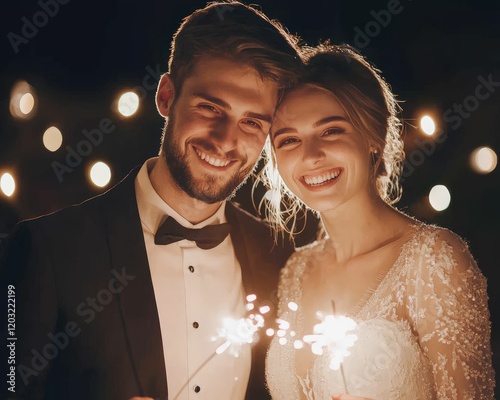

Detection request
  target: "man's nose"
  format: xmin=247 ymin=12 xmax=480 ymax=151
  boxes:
xmin=210 ymin=120 xmax=238 ymax=152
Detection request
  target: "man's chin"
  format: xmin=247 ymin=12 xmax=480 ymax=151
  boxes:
xmin=188 ymin=182 xmax=238 ymax=204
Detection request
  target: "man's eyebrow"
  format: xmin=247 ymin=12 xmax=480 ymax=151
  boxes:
xmin=192 ymin=93 xmax=231 ymax=109
xmin=246 ymin=112 xmax=272 ymax=124
xmin=313 ymin=115 xmax=349 ymax=128
xmin=193 ymin=92 xmax=272 ymax=123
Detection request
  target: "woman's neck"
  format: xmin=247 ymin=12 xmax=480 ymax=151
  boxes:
xmin=319 ymin=192 xmax=408 ymax=264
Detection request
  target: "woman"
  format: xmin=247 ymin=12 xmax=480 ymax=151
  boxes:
xmin=262 ymin=44 xmax=495 ymax=399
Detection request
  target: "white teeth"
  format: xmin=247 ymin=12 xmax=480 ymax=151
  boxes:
xmin=304 ymin=170 xmax=340 ymax=186
xmin=195 ymin=149 xmax=230 ymax=167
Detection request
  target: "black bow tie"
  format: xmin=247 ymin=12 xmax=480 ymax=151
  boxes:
xmin=154 ymin=217 xmax=231 ymax=250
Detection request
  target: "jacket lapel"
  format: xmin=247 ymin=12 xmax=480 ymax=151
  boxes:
xmin=102 ymin=168 xmax=168 ymax=399
xmin=225 ymin=202 xmax=256 ymax=297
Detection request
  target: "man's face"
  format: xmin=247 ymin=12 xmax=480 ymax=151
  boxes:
xmin=159 ymin=57 xmax=279 ymax=203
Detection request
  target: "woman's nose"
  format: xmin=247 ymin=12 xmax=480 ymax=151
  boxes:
xmin=302 ymin=138 xmax=326 ymax=164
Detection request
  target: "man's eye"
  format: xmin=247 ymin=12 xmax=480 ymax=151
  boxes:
xmin=243 ymin=120 xmax=263 ymax=130
xmin=199 ymin=104 xmax=219 ymax=113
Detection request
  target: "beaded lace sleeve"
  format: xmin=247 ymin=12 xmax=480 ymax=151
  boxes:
xmin=407 ymin=227 xmax=495 ymax=399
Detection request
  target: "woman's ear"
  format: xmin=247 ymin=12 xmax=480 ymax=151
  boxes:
xmin=156 ymin=73 xmax=175 ymax=118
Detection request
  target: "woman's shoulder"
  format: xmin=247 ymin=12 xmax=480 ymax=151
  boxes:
xmin=408 ymin=221 xmax=473 ymax=256
xmin=280 ymin=238 xmax=328 ymax=278
xmin=404 ymin=221 xmax=483 ymax=282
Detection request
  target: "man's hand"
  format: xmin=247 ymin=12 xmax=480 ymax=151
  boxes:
xmin=332 ymin=395 xmax=374 ymax=400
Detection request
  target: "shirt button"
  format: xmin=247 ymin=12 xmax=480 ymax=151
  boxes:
xmin=194 ymin=385 xmax=201 ymax=393
xmin=193 ymin=321 xmax=199 ymax=329
xmin=188 ymin=265 xmax=195 ymax=273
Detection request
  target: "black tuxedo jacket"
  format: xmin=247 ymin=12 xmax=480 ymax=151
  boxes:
xmin=1 ymin=168 xmax=293 ymax=400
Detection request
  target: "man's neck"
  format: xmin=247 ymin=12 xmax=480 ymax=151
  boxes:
xmin=149 ymin=157 xmax=223 ymax=224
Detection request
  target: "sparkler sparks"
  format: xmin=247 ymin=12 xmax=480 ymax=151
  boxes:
xmin=303 ymin=313 xmax=358 ymax=370
xmin=215 ymin=313 xmax=264 ymax=356
xmin=213 ymin=294 xmax=266 ymax=356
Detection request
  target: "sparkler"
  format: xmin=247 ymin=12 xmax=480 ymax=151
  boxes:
xmin=302 ymin=300 xmax=357 ymax=394
xmin=171 ymin=294 xmax=267 ymax=400
xmin=215 ymin=312 xmax=265 ymax=356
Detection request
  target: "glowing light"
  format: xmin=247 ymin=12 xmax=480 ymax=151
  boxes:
xmin=117 ymin=91 xmax=140 ymax=117
xmin=89 ymin=162 xmax=111 ymax=188
xmin=215 ymin=314 xmax=264 ymax=356
xmin=246 ymin=294 xmax=257 ymax=302
xmin=429 ymin=185 xmax=451 ymax=211
xmin=245 ymin=303 xmax=255 ymax=311
xmin=420 ymin=115 xmax=436 ymax=136
xmin=0 ymin=173 xmax=16 ymax=197
xmin=276 ymin=319 xmax=290 ymax=330
xmin=279 ymin=337 xmax=287 ymax=345
xmin=294 ymin=340 xmax=304 ymax=349
xmin=266 ymin=328 xmax=275 ymax=336
xmin=43 ymin=126 xmax=63 ymax=152
xmin=288 ymin=301 xmax=298 ymax=311
xmin=20 ymin=93 xmax=35 ymax=114
xmin=10 ymin=81 xmax=37 ymax=119
xmin=259 ymin=306 xmax=270 ymax=314
xmin=470 ymin=147 xmax=497 ymax=174
xmin=303 ymin=313 xmax=358 ymax=370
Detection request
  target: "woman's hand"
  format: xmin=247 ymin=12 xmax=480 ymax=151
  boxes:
xmin=332 ymin=395 xmax=374 ymax=400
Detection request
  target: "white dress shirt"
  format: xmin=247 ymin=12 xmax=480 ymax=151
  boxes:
xmin=134 ymin=157 xmax=250 ymax=400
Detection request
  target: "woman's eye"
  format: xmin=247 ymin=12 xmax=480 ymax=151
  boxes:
xmin=276 ymin=137 xmax=299 ymax=148
xmin=324 ymin=127 xmax=345 ymax=136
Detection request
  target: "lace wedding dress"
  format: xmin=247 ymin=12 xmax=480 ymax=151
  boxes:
xmin=266 ymin=224 xmax=495 ymax=399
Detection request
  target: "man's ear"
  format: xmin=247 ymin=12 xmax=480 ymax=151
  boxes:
xmin=156 ymin=73 xmax=175 ymax=118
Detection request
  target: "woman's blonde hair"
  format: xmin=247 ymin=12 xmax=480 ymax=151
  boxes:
xmin=255 ymin=43 xmax=405 ymax=238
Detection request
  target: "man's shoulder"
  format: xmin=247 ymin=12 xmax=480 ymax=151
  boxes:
xmin=19 ymin=168 xmax=137 ymax=232
xmin=227 ymin=201 xmax=294 ymax=254
xmin=226 ymin=201 xmax=278 ymax=240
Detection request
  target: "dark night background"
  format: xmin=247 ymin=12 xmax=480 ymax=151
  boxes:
xmin=1 ymin=0 xmax=499 ymax=393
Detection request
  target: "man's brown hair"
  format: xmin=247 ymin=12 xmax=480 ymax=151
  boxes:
xmin=168 ymin=1 xmax=303 ymax=96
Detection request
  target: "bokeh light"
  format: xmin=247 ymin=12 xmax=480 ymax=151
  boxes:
xmin=420 ymin=115 xmax=436 ymax=136
xmin=470 ymin=146 xmax=497 ymax=174
xmin=117 ymin=91 xmax=140 ymax=117
xmin=89 ymin=162 xmax=111 ymax=188
xmin=429 ymin=185 xmax=451 ymax=211
xmin=0 ymin=173 xmax=16 ymax=197
xmin=10 ymin=81 xmax=37 ymax=119
xmin=19 ymin=93 xmax=35 ymax=115
xmin=43 ymin=126 xmax=63 ymax=152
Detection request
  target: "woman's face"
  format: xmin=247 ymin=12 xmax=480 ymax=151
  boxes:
xmin=271 ymin=85 xmax=374 ymax=213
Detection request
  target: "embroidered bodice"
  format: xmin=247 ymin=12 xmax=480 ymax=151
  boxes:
xmin=266 ymin=224 xmax=495 ymax=399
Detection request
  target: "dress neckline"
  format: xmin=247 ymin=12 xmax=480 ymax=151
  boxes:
xmin=345 ymin=222 xmax=424 ymax=319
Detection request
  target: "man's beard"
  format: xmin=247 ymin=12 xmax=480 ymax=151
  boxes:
xmin=161 ymin=117 xmax=256 ymax=204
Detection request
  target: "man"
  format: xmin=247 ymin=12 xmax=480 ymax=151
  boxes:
xmin=1 ymin=2 xmax=303 ymax=399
